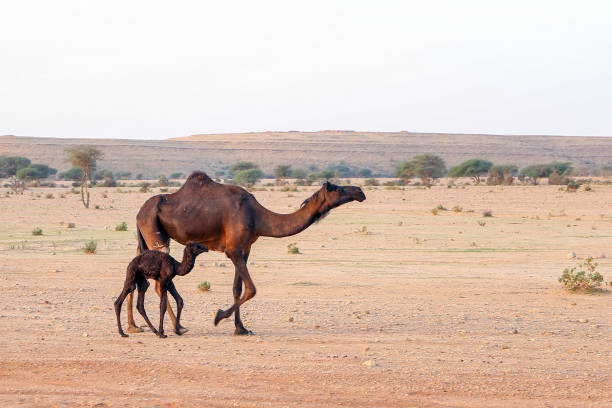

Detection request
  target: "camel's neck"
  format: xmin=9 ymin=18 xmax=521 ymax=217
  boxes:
xmin=255 ymin=193 xmax=329 ymax=238
xmin=176 ymin=250 xmax=197 ymax=276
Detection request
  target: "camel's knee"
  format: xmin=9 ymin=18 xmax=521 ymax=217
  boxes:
xmin=245 ymin=285 xmax=256 ymax=300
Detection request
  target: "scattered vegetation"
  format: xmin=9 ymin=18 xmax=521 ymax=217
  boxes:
xmin=82 ymin=239 xmax=97 ymax=254
xmin=139 ymin=182 xmax=151 ymax=193
xmin=559 ymin=257 xmax=606 ymax=291
xmin=452 ymin=205 xmax=463 ymax=212
xmin=198 ymin=281 xmax=211 ymax=292
xmin=287 ymin=242 xmax=300 ymax=254
xmin=115 ymin=222 xmax=128 ymax=231
xmin=482 ymin=210 xmax=493 ymax=217
xmin=32 ymin=227 xmax=43 ymax=236
xmin=487 ymin=164 xmax=518 ymax=185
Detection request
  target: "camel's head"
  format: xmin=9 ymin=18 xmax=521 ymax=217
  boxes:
xmin=185 ymin=241 xmax=208 ymax=256
xmin=320 ymin=181 xmax=366 ymax=208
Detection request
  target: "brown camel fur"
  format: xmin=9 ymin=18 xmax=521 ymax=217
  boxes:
xmin=115 ymin=242 xmax=208 ymax=338
xmin=127 ymin=171 xmax=366 ymax=335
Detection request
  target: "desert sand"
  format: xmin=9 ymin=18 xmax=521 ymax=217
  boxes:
xmin=0 ymin=181 xmax=610 ymax=407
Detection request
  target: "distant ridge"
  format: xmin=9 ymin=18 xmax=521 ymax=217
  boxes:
xmin=1 ymin=131 xmax=610 ymax=178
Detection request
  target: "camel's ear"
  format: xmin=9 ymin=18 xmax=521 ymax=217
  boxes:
xmin=323 ymin=181 xmax=335 ymax=191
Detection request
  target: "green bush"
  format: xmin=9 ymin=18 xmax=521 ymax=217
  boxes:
xmin=83 ymin=239 xmax=97 ymax=254
xmin=559 ymin=258 xmax=605 ymax=291
xmin=287 ymin=243 xmax=300 ymax=254
xmin=32 ymin=227 xmax=42 ymax=236
xmin=115 ymin=222 xmax=128 ymax=231
xmin=198 ymin=281 xmax=211 ymax=292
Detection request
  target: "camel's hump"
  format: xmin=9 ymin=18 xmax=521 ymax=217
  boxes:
xmin=185 ymin=171 xmax=213 ymax=186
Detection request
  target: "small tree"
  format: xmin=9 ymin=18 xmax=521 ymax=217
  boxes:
xmin=487 ymin=164 xmax=518 ymax=185
xmin=59 ymin=167 xmax=84 ymax=181
xmin=289 ymin=168 xmax=307 ymax=180
xmin=357 ymin=168 xmax=372 ymax=178
xmin=65 ymin=146 xmax=103 ymax=208
xmin=447 ymin=159 xmax=492 ymax=184
xmin=395 ymin=162 xmax=415 ymax=185
xmin=234 ymin=168 xmax=263 ymax=187
xmin=274 ymin=165 xmax=292 ymax=185
xmin=169 ymin=172 xmax=184 ymax=179
xmin=410 ymin=154 xmax=446 ymax=186
xmin=521 ymin=164 xmax=550 ymax=185
xmin=16 ymin=164 xmax=56 ymax=185
xmin=228 ymin=161 xmax=258 ymax=177
xmin=158 ymin=174 xmax=169 ymax=187
xmin=0 ymin=155 xmax=31 ymax=178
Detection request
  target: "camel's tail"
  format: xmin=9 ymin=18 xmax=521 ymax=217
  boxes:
xmin=136 ymin=225 xmax=148 ymax=254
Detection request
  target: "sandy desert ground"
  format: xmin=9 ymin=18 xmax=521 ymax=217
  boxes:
xmin=0 ymin=181 xmax=610 ymax=407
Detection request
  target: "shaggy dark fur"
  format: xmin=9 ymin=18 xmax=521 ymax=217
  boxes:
xmin=114 ymin=241 xmax=208 ymax=338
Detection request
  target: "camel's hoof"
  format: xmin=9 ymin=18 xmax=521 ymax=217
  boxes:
xmin=158 ymin=332 xmax=167 ymax=339
xmin=234 ymin=328 xmax=254 ymax=336
xmin=214 ymin=309 xmax=224 ymax=326
xmin=119 ymin=333 xmax=129 ymax=338
xmin=175 ymin=327 xmax=188 ymax=335
xmin=126 ymin=325 xmax=144 ymax=333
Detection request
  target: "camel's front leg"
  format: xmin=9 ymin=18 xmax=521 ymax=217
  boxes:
xmin=214 ymin=250 xmax=255 ymax=335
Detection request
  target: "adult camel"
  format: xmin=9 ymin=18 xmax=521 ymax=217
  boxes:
xmin=126 ymin=171 xmax=366 ymax=335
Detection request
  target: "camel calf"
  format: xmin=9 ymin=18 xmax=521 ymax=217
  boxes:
xmin=114 ymin=241 xmax=208 ymax=338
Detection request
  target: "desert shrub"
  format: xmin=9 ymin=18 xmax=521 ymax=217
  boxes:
xmin=452 ymin=205 xmax=462 ymax=212
xmin=198 ymin=281 xmax=211 ymax=292
xmin=32 ymin=227 xmax=42 ymax=236
xmin=82 ymin=239 xmax=97 ymax=254
xmin=477 ymin=220 xmax=486 ymax=226
xmin=435 ymin=204 xmax=447 ymax=211
xmin=482 ymin=210 xmax=493 ymax=217
xmin=115 ymin=221 xmax=128 ymax=231
xmin=280 ymin=186 xmax=298 ymax=192
xmin=559 ymin=258 xmax=605 ymax=291
xmin=382 ymin=179 xmax=400 ymax=186
xmin=169 ymin=172 xmax=184 ymax=179
xmin=566 ymin=181 xmax=581 ymax=192
xmin=234 ymin=168 xmax=264 ymax=187
xmin=46 ymin=193 xmax=54 ymax=199
xmin=287 ymin=243 xmax=300 ymax=254
xmin=158 ymin=174 xmax=169 ymax=187
xmin=548 ymin=171 xmax=570 ymax=185
xmin=364 ymin=178 xmax=379 ymax=186
xmin=139 ymin=182 xmax=151 ymax=193
xmin=487 ymin=164 xmax=518 ymax=185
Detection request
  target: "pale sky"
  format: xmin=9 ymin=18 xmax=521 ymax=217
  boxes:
xmin=1 ymin=1 xmax=611 ymax=139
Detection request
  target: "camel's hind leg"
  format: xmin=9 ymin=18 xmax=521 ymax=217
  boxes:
xmin=114 ymin=280 xmax=136 ymax=337
xmin=214 ymin=250 xmax=256 ymax=335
